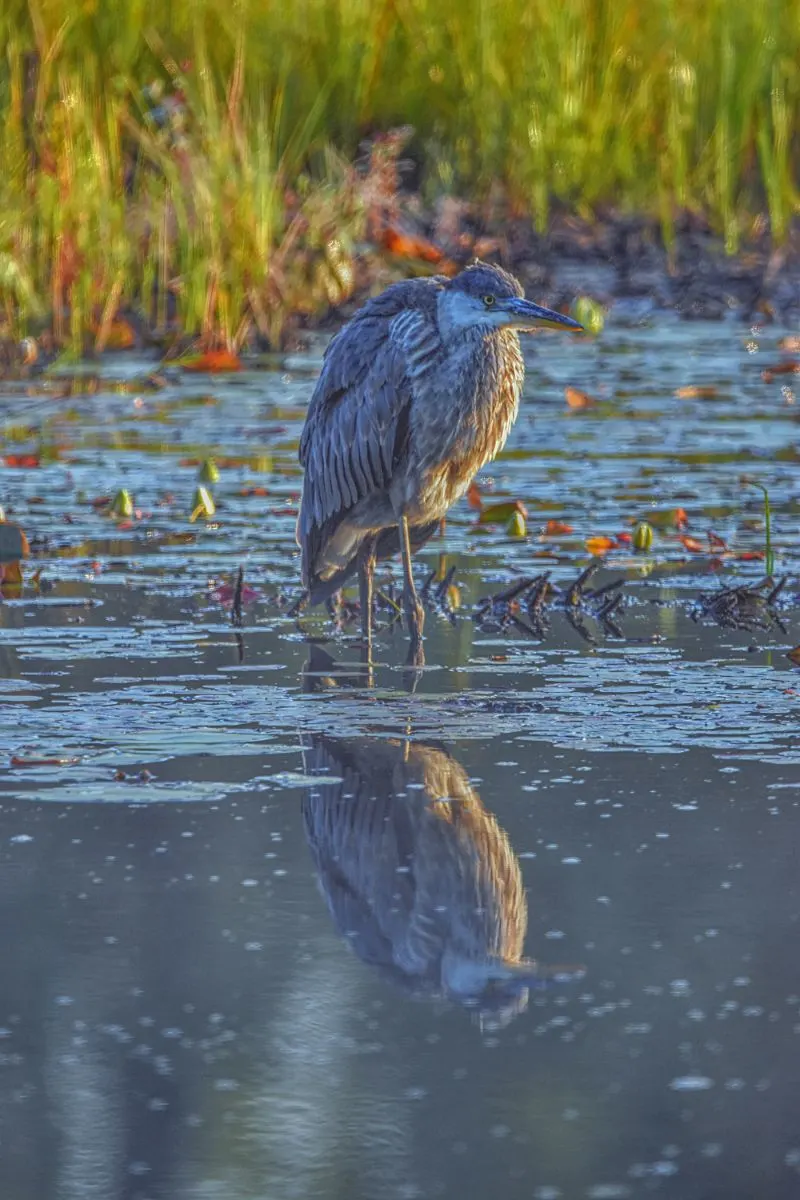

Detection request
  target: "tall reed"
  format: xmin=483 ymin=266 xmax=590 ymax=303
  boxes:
xmin=0 ymin=0 xmax=798 ymax=348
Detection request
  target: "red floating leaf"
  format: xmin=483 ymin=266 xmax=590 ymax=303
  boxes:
xmin=5 ymin=454 xmax=40 ymax=468
xmin=181 ymin=350 xmax=242 ymax=373
xmin=585 ymin=535 xmax=616 ymax=554
xmin=678 ymin=535 xmax=705 ymax=553
xmin=467 ymin=482 xmax=483 ymax=511
xmin=565 ymin=386 xmax=596 ymax=409
xmin=544 ymin=519 xmax=574 ymax=535
xmin=675 ymin=385 xmax=719 ymax=399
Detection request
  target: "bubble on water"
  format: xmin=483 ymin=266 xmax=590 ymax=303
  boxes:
xmin=670 ymin=1075 xmax=714 ymax=1091
xmin=213 ymin=1078 xmax=239 ymax=1091
xmin=9 ymin=835 xmax=33 ymax=844
xmin=562 ymin=857 xmax=581 ymax=865
xmin=587 ymin=1188 xmax=632 ymax=1199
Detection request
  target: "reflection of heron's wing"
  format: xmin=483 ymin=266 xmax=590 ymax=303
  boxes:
xmin=303 ymin=738 xmax=421 ymax=972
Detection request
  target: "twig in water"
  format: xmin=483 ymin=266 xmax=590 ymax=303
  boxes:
xmin=232 ymin=565 xmax=244 ymax=627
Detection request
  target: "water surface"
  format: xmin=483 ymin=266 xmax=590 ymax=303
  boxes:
xmin=1 ymin=313 xmax=799 ymax=1198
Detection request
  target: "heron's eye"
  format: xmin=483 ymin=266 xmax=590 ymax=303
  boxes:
xmin=483 ymin=295 xmax=495 ymax=307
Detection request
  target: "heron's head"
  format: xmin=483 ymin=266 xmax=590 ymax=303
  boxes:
xmin=439 ymin=261 xmax=583 ymax=337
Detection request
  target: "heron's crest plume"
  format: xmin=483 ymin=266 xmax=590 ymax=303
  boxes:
xmin=447 ymin=261 xmax=524 ymax=301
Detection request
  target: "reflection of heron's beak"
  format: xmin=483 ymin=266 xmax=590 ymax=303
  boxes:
xmin=505 ymin=297 xmax=584 ymax=332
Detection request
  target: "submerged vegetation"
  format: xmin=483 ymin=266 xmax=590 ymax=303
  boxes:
xmin=1 ymin=0 xmax=799 ymax=351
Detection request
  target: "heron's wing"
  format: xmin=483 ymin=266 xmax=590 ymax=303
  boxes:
xmin=298 ymin=278 xmax=445 ymax=549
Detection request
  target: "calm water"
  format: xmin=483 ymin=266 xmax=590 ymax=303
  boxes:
xmin=1 ymin=312 xmax=799 ymax=1199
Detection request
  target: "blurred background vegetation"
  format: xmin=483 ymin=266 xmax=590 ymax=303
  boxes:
xmin=1 ymin=0 xmax=799 ymax=351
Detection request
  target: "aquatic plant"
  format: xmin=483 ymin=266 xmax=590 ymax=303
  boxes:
xmin=0 ymin=0 xmax=798 ymax=347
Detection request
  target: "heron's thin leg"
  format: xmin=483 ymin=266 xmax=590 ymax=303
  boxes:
xmin=399 ymin=515 xmax=425 ymax=660
xmin=357 ymin=537 xmax=377 ymax=650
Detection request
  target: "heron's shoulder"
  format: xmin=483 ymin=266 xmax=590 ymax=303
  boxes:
xmin=353 ymin=275 xmax=447 ymax=323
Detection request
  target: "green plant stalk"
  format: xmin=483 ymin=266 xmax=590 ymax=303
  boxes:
xmin=744 ymin=478 xmax=774 ymax=575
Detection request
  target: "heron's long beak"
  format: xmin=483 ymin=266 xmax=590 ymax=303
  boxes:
xmin=505 ymin=297 xmax=583 ymax=332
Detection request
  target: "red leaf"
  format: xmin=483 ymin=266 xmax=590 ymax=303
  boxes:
xmin=467 ymin=482 xmax=483 ymax=511
xmin=544 ymin=519 xmax=574 ymax=535
xmin=182 ymin=350 xmax=242 ymax=373
xmin=678 ymin=535 xmax=705 ymax=553
xmin=565 ymin=386 xmax=596 ymax=409
xmin=5 ymin=454 xmax=40 ymax=468
xmin=585 ymin=536 xmax=616 ymax=554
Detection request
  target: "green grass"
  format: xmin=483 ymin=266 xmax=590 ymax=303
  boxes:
xmin=1 ymin=0 xmax=799 ymax=350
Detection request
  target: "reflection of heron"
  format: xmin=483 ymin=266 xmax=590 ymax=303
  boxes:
xmin=302 ymin=735 xmax=581 ymax=1026
xmin=296 ymin=263 xmax=581 ymax=659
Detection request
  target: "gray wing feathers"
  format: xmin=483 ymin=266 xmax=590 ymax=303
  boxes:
xmin=299 ymin=277 xmax=444 ymax=547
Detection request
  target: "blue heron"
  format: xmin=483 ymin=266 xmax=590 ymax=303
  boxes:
xmin=297 ymin=262 xmax=582 ymax=656
xmin=302 ymin=734 xmax=581 ymax=1026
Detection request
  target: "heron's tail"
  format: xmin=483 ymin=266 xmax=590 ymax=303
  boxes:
xmin=304 ymin=519 xmax=441 ymax=609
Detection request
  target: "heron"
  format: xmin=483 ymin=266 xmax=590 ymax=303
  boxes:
xmin=297 ymin=262 xmax=582 ymax=658
xmin=302 ymin=734 xmax=581 ymax=1026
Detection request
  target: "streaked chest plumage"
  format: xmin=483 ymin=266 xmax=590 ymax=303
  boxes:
xmin=393 ymin=320 xmax=525 ymax=519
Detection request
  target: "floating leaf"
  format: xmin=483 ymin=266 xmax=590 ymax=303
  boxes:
xmin=209 ymin=580 xmax=260 ymax=605
xmin=478 ymin=500 xmax=528 ymax=525
xmin=762 ymin=361 xmax=800 ymax=383
xmin=645 ymin=507 xmax=688 ymax=530
xmin=572 ymin=295 xmax=604 ymax=334
xmin=506 ymin=511 xmax=527 ymax=538
xmin=198 ymin=457 xmax=220 ymax=484
xmin=675 ymin=385 xmax=719 ymax=399
xmin=778 ymin=336 xmax=800 ymax=353
xmin=543 ymin=519 xmax=574 ymax=535
xmin=565 ymin=386 xmax=596 ymax=409
xmin=737 ymin=550 xmax=766 ymax=561
xmin=5 ymin=453 xmax=40 ymax=468
xmin=467 ymin=481 xmax=483 ymax=511
xmin=110 ymin=489 xmax=134 ymax=518
xmin=678 ymin=535 xmax=705 ymax=553
xmin=633 ymin=521 xmax=654 ymax=551
xmin=707 ymin=531 xmax=728 ymax=551
xmin=190 ymin=486 xmax=216 ymax=521
xmin=585 ymin=536 xmax=616 ymax=555
xmin=616 ymin=531 xmax=632 ymax=544
xmin=10 ymin=755 xmax=80 ymax=767
xmin=787 ymin=646 xmax=800 ymax=668
xmin=181 ymin=350 xmax=242 ymax=373
xmin=239 ymin=485 xmax=269 ymax=497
